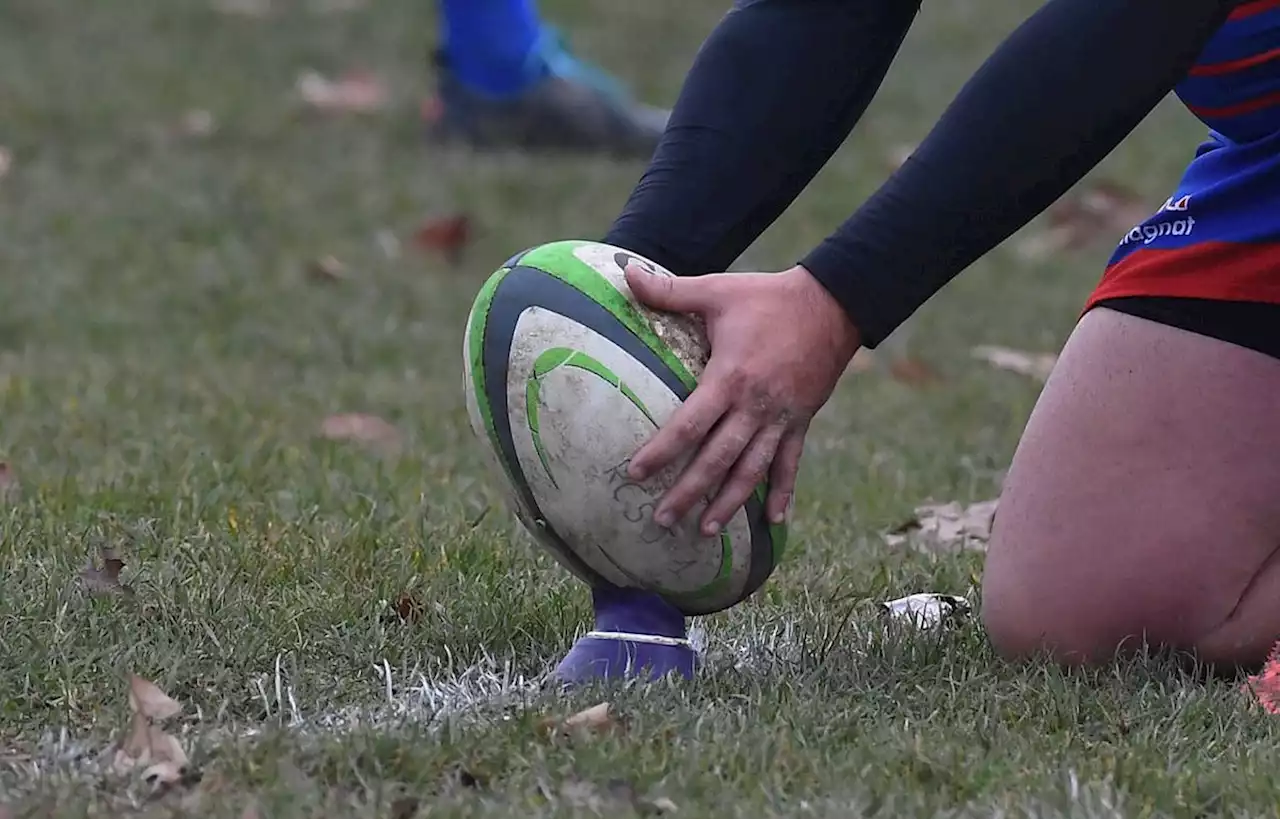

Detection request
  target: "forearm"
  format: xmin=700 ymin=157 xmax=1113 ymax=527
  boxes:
xmin=801 ymin=0 xmax=1237 ymax=348
xmin=604 ymin=0 xmax=922 ymax=277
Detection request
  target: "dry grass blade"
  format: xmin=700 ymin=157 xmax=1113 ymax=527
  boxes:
xmin=972 ymin=345 xmax=1057 ymax=381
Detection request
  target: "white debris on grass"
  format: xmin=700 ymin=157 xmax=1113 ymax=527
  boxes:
xmin=881 ymin=593 xmax=971 ymax=628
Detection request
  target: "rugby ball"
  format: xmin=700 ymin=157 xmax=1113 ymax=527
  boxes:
xmin=462 ymin=240 xmax=787 ymax=616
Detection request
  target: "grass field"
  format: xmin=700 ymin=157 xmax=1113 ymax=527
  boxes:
xmin=4 ymin=0 xmax=1280 ymax=816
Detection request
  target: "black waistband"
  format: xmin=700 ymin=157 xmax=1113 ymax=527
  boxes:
xmin=1093 ymin=296 xmax=1280 ymax=362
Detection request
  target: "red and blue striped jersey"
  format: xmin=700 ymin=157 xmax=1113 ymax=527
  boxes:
xmin=1178 ymin=0 xmax=1280 ymax=142
xmin=1091 ymin=0 xmax=1280 ymax=307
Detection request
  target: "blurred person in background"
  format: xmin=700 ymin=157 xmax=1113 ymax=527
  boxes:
xmin=424 ymin=0 xmax=668 ymax=157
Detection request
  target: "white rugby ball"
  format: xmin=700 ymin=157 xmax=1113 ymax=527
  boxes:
xmin=462 ymin=240 xmax=787 ymax=616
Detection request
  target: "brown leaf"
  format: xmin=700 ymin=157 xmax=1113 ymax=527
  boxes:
xmin=888 ymin=356 xmax=940 ymax=386
xmin=1017 ymin=181 xmax=1147 ymax=260
xmin=0 ymin=803 xmax=12 ymax=819
xmin=885 ymin=499 xmax=999 ymax=553
xmin=319 ymin=413 xmax=402 ymax=455
xmin=971 ymin=345 xmax=1057 ymax=381
xmin=847 ymin=349 xmax=877 ymax=374
xmin=538 ymin=701 xmax=621 ymax=739
xmin=143 ymin=760 xmax=188 ymax=786
xmin=390 ymin=796 xmax=420 ymax=819
xmin=387 ymin=593 xmax=423 ymax=624
xmin=79 ymin=546 xmax=131 ymax=597
xmin=114 ymin=712 xmax=188 ymax=776
xmin=306 ymin=255 xmax=347 ymax=283
xmin=562 ymin=701 xmax=615 ymax=732
xmin=412 ymin=214 xmax=471 ymax=265
xmin=0 ymin=461 xmax=18 ymax=501
xmin=297 ymin=69 xmax=387 ymax=114
xmin=129 ymin=675 xmax=183 ymax=720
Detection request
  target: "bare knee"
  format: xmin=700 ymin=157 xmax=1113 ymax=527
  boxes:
xmin=979 ymin=569 xmax=1139 ymax=667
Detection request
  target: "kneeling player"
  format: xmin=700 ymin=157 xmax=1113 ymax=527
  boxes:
xmin=560 ymin=0 xmax=1280 ymax=680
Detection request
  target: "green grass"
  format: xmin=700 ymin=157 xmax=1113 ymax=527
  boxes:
xmin=3 ymin=0 xmax=1279 ymax=816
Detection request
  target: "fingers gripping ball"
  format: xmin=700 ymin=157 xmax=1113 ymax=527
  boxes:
xmin=462 ymin=240 xmax=788 ymax=615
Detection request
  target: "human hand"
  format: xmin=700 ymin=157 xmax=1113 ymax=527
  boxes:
xmin=624 ymin=263 xmax=861 ymax=536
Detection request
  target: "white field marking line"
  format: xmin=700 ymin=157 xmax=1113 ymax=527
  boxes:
xmin=0 ymin=617 xmax=815 ymax=797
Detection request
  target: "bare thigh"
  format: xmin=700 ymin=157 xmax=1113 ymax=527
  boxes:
xmin=981 ymin=307 xmax=1280 ymax=668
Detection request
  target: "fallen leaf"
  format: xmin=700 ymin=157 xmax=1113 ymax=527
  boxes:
xmin=538 ymin=701 xmax=621 ymax=739
xmin=0 ymin=804 xmax=11 ymax=819
xmin=0 ymin=147 xmax=11 ymax=180
xmin=972 ymin=345 xmax=1057 ymax=381
xmin=297 ymin=69 xmax=387 ymax=114
xmin=1017 ymin=181 xmax=1148 ymax=260
xmin=888 ymin=355 xmax=940 ymax=386
xmin=240 ymin=801 xmax=261 ymax=819
xmin=885 ymin=499 xmax=999 ymax=553
xmin=387 ymin=593 xmax=423 ymax=624
xmin=0 ymin=461 xmax=18 ymax=501
xmin=143 ymin=760 xmax=188 ymax=786
xmin=413 ymin=214 xmax=471 ymax=265
xmin=319 ymin=413 xmax=402 ymax=455
xmin=562 ymin=701 xmax=615 ymax=732
xmin=390 ymin=796 xmax=420 ymax=819
xmin=212 ymin=0 xmax=271 ymax=16
xmin=848 ymin=349 xmax=877 ymax=374
xmin=113 ymin=717 xmax=188 ymax=774
xmin=642 ymin=796 xmax=680 ymax=814
xmin=129 ymin=674 xmax=183 ymax=720
xmin=1244 ymin=642 xmax=1280 ymax=714
xmin=79 ymin=546 xmax=132 ymax=597
xmin=177 ymin=109 xmax=217 ymax=138
xmin=306 ymin=255 xmax=347 ymax=283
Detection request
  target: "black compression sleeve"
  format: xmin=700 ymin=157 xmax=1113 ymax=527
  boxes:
xmin=603 ymin=0 xmax=922 ymax=277
xmin=800 ymin=0 xmax=1237 ymax=348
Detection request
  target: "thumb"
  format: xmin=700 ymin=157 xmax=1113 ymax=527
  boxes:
xmin=624 ymin=262 xmax=710 ymax=314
